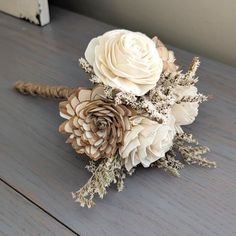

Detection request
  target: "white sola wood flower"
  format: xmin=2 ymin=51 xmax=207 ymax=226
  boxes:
xmin=119 ymin=115 xmax=176 ymax=171
xmin=85 ymin=29 xmax=163 ymax=96
xmin=172 ymin=85 xmax=199 ymax=126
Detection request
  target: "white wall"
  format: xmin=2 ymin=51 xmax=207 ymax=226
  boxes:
xmin=52 ymin=0 xmax=236 ymax=67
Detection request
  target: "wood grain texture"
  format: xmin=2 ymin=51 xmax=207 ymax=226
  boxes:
xmin=0 ymin=6 xmax=236 ymax=236
xmin=0 ymin=181 xmax=76 ymax=236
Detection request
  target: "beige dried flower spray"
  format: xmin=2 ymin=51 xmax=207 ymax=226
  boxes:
xmin=13 ymin=29 xmax=216 ymax=208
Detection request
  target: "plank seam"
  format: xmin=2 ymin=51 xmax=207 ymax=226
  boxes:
xmin=0 ymin=178 xmax=80 ymax=236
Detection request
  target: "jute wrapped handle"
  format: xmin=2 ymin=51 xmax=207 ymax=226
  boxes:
xmin=14 ymin=81 xmax=77 ymax=99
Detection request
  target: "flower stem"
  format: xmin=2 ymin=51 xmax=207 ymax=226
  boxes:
xmin=14 ymin=81 xmax=77 ymax=99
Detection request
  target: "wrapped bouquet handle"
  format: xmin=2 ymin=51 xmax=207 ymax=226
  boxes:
xmin=14 ymin=29 xmax=216 ymax=208
xmin=14 ymin=81 xmax=76 ymax=99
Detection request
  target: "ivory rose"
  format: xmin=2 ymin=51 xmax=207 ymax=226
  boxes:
xmin=119 ymin=115 xmax=176 ymax=171
xmin=85 ymin=29 xmax=163 ymax=96
xmin=172 ymin=85 xmax=199 ymax=126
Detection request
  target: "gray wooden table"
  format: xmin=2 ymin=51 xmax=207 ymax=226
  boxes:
xmin=0 ymin=6 xmax=236 ymax=236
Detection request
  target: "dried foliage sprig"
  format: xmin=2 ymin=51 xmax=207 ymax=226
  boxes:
xmin=186 ymin=57 xmax=200 ymax=80
xmin=151 ymin=131 xmax=216 ymax=177
xmin=151 ymin=150 xmax=184 ymax=177
xmin=176 ymin=94 xmax=210 ymax=104
xmin=174 ymin=133 xmax=216 ymax=168
xmin=175 ymin=143 xmax=216 ymax=168
xmin=175 ymin=132 xmax=198 ymax=144
xmin=79 ymin=57 xmax=101 ymax=84
xmin=72 ymin=154 xmax=124 ymax=208
xmin=178 ymin=57 xmax=200 ymax=86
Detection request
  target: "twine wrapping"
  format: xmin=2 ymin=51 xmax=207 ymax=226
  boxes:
xmin=14 ymin=81 xmax=77 ymax=99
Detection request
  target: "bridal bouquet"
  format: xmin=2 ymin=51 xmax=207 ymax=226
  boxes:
xmin=15 ymin=29 xmax=216 ymax=208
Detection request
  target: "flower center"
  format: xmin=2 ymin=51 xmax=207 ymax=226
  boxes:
xmin=96 ymin=119 xmax=107 ymax=130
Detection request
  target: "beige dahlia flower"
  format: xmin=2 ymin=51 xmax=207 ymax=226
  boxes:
xmin=59 ymin=85 xmax=133 ymax=160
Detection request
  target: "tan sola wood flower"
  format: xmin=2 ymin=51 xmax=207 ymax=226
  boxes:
xmin=59 ymin=85 xmax=133 ymax=160
xmin=152 ymin=36 xmax=179 ymax=73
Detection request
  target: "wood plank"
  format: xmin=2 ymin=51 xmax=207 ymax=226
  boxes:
xmin=0 ymin=180 xmax=76 ymax=236
xmin=0 ymin=6 xmax=236 ymax=236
